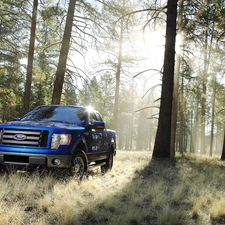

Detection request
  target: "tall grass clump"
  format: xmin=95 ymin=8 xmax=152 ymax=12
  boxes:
xmin=210 ymin=198 xmax=225 ymax=222
xmin=158 ymin=204 xmax=187 ymax=225
xmin=0 ymin=202 xmax=24 ymax=225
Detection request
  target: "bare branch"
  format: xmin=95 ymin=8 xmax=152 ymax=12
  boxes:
xmin=135 ymin=106 xmax=159 ymax=113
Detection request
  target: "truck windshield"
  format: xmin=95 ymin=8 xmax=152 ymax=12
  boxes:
xmin=20 ymin=106 xmax=87 ymax=126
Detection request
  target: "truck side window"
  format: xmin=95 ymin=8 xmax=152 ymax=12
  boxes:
xmin=95 ymin=112 xmax=103 ymax=121
xmin=89 ymin=112 xmax=97 ymax=124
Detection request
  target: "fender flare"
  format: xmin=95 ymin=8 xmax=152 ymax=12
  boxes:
xmin=110 ymin=138 xmax=116 ymax=155
xmin=71 ymin=137 xmax=88 ymax=155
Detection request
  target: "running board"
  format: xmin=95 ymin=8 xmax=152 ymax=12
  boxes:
xmin=88 ymin=162 xmax=106 ymax=170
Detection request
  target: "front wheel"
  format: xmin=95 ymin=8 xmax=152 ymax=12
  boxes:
xmin=70 ymin=152 xmax=87 ymax=179
xmin=101 ymin=152 xmax=113 ymax=173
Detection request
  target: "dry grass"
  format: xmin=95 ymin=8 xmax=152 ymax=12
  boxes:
xmin=1 ymin=151 xmax=225 ymax=224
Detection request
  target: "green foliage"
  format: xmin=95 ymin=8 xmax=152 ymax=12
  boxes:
xmin=172 ymin=0 xmax=225 ymax=154
xmin=1 ymin=0 xmax=225 ymax=154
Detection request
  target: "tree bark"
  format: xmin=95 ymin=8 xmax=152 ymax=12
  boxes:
xmin=170 ymin=51 xmax=180 ymax=156
xmin=23 ymin=0 xmax=38 ymax=113
xmin=51 ymin=0 xmax=76 ymax=104
xmin=170 ymin=0 xmax=183 ymax=156
xmin=152 ymin=0 xmax=178 ymax=158
xmin=210 ymin=78 xmax=216 ymax=156
xmin=221 ymin=125 xmax=225 ymax=160
xmin=113 ymin=19 xmax=123 ymax=131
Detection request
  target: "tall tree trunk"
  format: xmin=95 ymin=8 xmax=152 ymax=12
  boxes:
xmin=170 ymin=0 xmax=184 ymax=156
xmin=210 ymin=78 xmax=216 ymax=156
xmin=217 ymin=122 xmax=222 ymax=155
xmin=113 ymin=19 xmax=123 ymax=131
xmin=170 ymin=48 xmax=180 ymax=156
xmin=201 ymin=32 xmax=208 ymax=154
xmin=51 ymin=0 xmax=76 ymax=104
xmin=201 ymin=1 xmax=214 ymax=155
xmin=220 ymin=125 xmax=225 ymax=160
xmin=23 ymin=0 xmax=38 ymax=113
xmin=152 ymin=0 xmax=178 ymax=158
xmin=179 ymin=71 xmax=185 ymax=153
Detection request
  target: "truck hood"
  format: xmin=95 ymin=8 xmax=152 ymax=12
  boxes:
xmin=0 ymin=121 xmax=85 ymax=130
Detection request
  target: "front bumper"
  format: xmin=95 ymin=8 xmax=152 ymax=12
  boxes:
xmin=0 ymin=151 xmax=73 ymax=169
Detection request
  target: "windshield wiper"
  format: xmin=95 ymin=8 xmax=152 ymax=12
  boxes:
xmin=46 ymin=120 xmax=68 ymax=123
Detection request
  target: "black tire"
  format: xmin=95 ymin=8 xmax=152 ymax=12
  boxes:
xmin=101 ymin=151 xmax=113 ymax=172
xmin=70 ymin=152 xmax=87 ymax=179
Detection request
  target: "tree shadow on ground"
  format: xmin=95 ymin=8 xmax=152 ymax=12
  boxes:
xmin=67 ymin=156 xmax=188 ymax=225
xmin=2 ymin=153 xmax=225 ymax=225
xmin=69 ymin=154 xmax=225 ymax=225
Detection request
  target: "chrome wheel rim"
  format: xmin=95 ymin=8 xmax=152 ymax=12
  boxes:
xmin=73 ymin=156 xmax=84 ymax=175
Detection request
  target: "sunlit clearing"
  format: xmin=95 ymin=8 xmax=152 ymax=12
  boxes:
xmin=189 ymin=120 xmax=224 ymax=155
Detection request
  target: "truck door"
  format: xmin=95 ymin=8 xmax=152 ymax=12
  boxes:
xmin=95 ymin=111 xmax=107 ymax=150
xmin=89 ymin=111 xmax=105 ymax=153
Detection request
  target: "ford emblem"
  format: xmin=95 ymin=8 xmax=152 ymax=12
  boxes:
xmin=14 ymin=134 xmax=26 ymax=141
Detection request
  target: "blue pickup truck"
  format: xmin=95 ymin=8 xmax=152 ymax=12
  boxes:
xmin=0 ymin=105 xmax=116 ymax=178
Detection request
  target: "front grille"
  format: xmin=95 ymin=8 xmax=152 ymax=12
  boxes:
xmin=0 ymin=129 xmax=49 ymax=147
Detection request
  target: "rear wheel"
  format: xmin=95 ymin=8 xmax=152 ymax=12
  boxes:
xmin=101 ymin=151 xmax=113 ymax=172
xmin=70 ymin=152 xmax=87 ymax=179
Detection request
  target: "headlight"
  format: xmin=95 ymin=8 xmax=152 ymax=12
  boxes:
xmin=51 ymin=134 xmax=71 ymax=149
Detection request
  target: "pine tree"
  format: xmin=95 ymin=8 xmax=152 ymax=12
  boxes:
xmin=152 ymin=0 xmax=178 ymax=158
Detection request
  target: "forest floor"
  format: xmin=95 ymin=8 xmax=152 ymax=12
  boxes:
xmin=0 ymin=150 xmax=225 ymax=225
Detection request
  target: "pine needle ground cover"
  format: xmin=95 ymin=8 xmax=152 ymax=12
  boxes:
xmin=0 ymin=151 xmax=225 ymax=225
